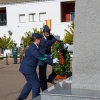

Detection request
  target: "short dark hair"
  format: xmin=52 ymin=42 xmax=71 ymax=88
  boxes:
xmin=31 ymin=37 xmax=40 ymax=42
xmin=43 ymin=29 xmax=50 ymax=34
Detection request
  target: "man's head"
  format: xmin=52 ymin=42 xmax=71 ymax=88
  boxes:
xmin=43 ymin=25 xmax=50 ymax=38
xmin=14 ymin=43 xmax=17 ymax=47
xmin=20 ymin=43 xmax=23 ymax=47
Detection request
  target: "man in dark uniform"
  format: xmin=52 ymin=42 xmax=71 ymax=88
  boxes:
xmin=38 ymin=25 xmax=58 ymax=91
xmin=12 ymin=43 xmax=18 ymax=64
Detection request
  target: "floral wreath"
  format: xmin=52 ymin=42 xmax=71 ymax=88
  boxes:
xmin=51 ymin=40 xmax=71 ymax=76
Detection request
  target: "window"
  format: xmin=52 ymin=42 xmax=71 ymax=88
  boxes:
xmin=0 ymin=14 xmax=7 ymax=25
xmin=39 ymin=12 xmax=46 ymax=21
xmin=29 ymin=13 xmax=36 ymax=22
xmin=70 ymin=12 xmax=75 ymax=21
xmin=19 ymin=14 xmax=25 ymax=23
xmin=1 ymin=14 xmax=6 ymax=21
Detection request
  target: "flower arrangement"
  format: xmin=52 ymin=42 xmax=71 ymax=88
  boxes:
xmin=51 ymin=40 xmax=71 ymax=76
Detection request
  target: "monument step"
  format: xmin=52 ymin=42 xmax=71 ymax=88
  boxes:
xmin=40 ymin=77 xmax=100 ymax=100
xmin=32 ymin=95 xmax=41 ymax=100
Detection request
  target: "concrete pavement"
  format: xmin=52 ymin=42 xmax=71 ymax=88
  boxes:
xmin=0 ymin=58 xmax=63 ymax=100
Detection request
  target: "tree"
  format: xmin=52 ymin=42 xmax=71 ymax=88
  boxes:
xmin=63 ymin=21 xmax=74 ymax=44
xmin=22 ymin=27 xmax=43 ymax=47
xmin=33 ymin=27 xmax=43 ymax=35
xmin=0 ymin=34 xmax=14 ymax=50
xmin=21 ymin=31 xmax=32 ymax=48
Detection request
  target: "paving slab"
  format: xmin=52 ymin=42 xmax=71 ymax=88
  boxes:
xmin=0 ymin=58 xmax=63 ymax=100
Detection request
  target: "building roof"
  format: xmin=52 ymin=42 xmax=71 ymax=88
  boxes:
xmin=0 ymin=0 xmax=50 ymax=4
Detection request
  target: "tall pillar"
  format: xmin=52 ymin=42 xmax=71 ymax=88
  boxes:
xmin=72 ymin=0 xmax=100 ymax=90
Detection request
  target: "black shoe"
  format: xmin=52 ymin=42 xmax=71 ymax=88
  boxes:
xmin=67 ymin=72 xmax=72 ymax=78
xmin=13 ymin=63 xmax=17 ymax=64
xmin=51 ymin=80 xmax=56 ymax=85
xmin=47 ymin=78 xmax=56 ymax=85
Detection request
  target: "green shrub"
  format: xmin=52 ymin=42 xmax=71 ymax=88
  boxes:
xmin=63 ymin=21 xmax=74 ymax=44
xmin=22 ymin=27 xmax=43 ymax=48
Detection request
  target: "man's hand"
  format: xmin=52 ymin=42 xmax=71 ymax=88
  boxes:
xmin=53 ymin=58 xmax=59 ymax=63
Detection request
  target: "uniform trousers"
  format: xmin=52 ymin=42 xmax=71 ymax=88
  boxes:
xmin=18 ymin=72 xmax=40 ymax=99
xmin=13 ymin=55 xmax=17 ymax=63
xmin=39 ymin=63 xmax=47 ymax=91
xmin=20 ymin=55 xmax=24 ymax=63
xmin=39 ymin=63 xmax=56 ymax=91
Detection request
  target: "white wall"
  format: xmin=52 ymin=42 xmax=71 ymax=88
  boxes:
xmin=0 ymin=0 xmax=72 ymax=46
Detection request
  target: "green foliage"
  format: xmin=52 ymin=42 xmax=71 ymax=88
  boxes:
xmin=0 ymin=57 xmax=4 ymax=60
xmin=33 ymin=28 xmax=43 ymax=35
xmin=21 ymin=31 xmax=32 ymax=48
xmin=22 ymin=27 xmax=43 ymax=47
xmin=63 ymin=21 xmax=74 ymax=44
xmin=0 ymin=34 xmax=14 ymax=50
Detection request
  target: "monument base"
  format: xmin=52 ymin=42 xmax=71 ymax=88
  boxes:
xmin=40 ymin=78 xmax=100 ymax=100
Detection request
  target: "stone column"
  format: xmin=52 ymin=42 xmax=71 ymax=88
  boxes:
xmin=72 ymin=0 xmax=100 ymax=90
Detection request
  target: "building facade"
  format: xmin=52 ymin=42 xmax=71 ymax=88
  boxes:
xmin=0 ymin=0 xmax=75 ymax=46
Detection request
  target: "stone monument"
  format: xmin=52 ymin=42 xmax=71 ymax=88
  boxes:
xmin=72 ymin=0 xmax=100 ymax=90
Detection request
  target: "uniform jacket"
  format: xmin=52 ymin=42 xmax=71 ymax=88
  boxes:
xmin=12 ymin=47 xmax=18 ymax=55
xmin=19 ymin=43 xmax=53 ymax=74
xmin=39 ymin=35 xmax=57 ymax=55
xmin=38 ymin=35 xmax=57 ymax=66
xmin=19 ymin=47 xmax=25 ymax=55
